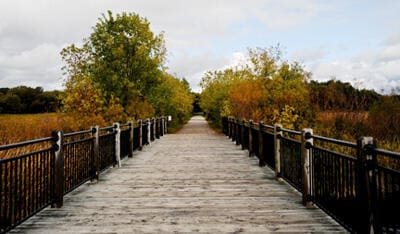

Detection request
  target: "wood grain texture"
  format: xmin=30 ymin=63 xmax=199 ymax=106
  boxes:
xmin=11 ymin=116 xmax=347 ymax=233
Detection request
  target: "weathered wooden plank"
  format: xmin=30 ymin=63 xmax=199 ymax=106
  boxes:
xmin=11 ymin=116 xmax=347 ymax=233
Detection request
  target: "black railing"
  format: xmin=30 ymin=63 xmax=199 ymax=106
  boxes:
xmin=280 ymin=136 xmax=303 ymax=192
xmin=374 ymin=148 xmax=400 ymax=233
xmin=0 ymin=117 xmax=168 ymax=233
xmin=150 ymin=119 xmax=155 ymax=142
xmin=0 ymin=137 xmax=54 ymax=233
xmin=311 ymin=137 xmax=359 ymax=231
xmin=63 ymin=130 xmax=94 ymax=194
xmin=120 ymin=127 xmax=131 ymax=159
xmin=133 ymin=126 xmax=140 ymax=151
xmin=222 ymin=117 xmax=400 ymax=233
xmin=98 ymin=129 xmax=116 ymax=172
xmin=250 ymin=123 xmax=259 ymax=157
xmin=260 ymin=125 xmax=275 ymax=169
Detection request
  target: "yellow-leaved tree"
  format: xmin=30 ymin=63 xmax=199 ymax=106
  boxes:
xmin=200 ymin=46 xmax=312 ymax=129
xmin=61 ymin=11 xmax=193 ymax=128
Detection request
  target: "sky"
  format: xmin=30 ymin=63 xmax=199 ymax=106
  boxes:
xmin=0 ymin=0 xmax=399 ymax=93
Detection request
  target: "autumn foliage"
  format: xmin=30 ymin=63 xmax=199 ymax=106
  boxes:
xmin=200 ymin=47 xmax=312 ymax=129
xmin=61 ymin=11 xmax=192 ymax=128
xmin=200 ymin=46 xmax=400 ymax=151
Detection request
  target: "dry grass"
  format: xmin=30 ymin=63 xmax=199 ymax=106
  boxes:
xmin=315 ymin=111 xmax=400 ymax=153
xmin=0 ymin=113 xmax=83 ymax=159
xmin=0 ymin=113 xmax=81 ymax=145
xmin=315 ymin=111 xmax=368 ymax=127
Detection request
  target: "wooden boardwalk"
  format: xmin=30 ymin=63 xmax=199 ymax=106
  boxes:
xmin=12 ymin=116 xmax=346 ymax=233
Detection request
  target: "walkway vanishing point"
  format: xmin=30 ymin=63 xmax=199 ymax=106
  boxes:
xmin=11 ymin=116 xmax=345 ymax=233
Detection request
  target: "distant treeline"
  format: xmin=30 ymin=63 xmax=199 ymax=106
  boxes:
xmin=0 ymin=86 xmax=63 ymax=114
xmin=309 ymin=80 xmax=384 ymax=112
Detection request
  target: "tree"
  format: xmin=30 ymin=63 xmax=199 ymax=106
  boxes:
xmin=0 ymin=94 xmax=23 ymax=113
xmin=368 ymin=95 xmax=400 ymax=141
xmin=200 ymin=70 xmax=236 ymax=125
xmin=61 ymin=11 xmax=168 ymax=123
xmin=200 ymin=46 xmax=312 ymax=129
xmin=148 ymin=73 xmax=193 ymax=125
xmin=0 ymin=86 xmax=62 ymax=114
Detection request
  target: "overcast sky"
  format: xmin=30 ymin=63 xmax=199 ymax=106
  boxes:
xmin=0 ymin=0 xmax=399 ymax=93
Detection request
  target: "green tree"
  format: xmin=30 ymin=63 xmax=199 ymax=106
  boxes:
xmin=61 ymin=11 xmax=167 ymax=123
xmin=148 ymin=73 xmax=193 ymax=126
xmin=0 ymin=94 xmax=23 ymax=113
xmin=89 ymin=11 xmax=166 ymax=107
xmin=200 ymin=70 xmax=237 ymax=126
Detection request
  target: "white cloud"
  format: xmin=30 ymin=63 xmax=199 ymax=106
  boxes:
xmin=0 ymin=0 xmax=397 ymax=94
xmin=0 ymin=43 xmax=63 ymax=90
xmin=290 ymin=47 xmax=328 ymax=62
xmin=308 ymin=39 xmax=400 ymax=93
xmin=167 ymin=52 xmax=232 ymax=92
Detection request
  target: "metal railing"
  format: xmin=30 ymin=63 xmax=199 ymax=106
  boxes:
xmin=0 ymin=116 xmax=168 ymax=233
xmin=0 ymin=137 xmax=54 ymax=233
xmin=222 ymin=117 xmax=400 ymax=233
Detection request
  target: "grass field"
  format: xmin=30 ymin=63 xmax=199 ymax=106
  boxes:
xmin=0 ymin=113 xmax=80 ymax=146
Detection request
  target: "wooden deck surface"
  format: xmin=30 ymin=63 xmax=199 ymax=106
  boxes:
xmin=11 ymin=116 xmax=346 ymax=233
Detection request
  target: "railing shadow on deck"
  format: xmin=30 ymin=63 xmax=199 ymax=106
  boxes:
xmin=222 ymin=117 xmax=400 ymax=233
xmin=0 ymin=117 xmax=168 ymax=233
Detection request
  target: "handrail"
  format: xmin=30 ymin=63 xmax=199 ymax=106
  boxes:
xmin=0 ymin=116 xmax=168 ymax=233
xmin=312 ymin=134 xmax=357 ymax=148
xmin=223 ymin=116 xmax=400 ymax=233
xmin=0 ymin=136 xmax=54 ymax=151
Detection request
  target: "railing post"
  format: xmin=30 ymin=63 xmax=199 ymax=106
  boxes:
xmin=161 ymin=117 xmax=164 ymax=136
xmin=138 ymin=120 xmax=143 ymax=150
xmin=164 ymin=116 xmax=169 ymax=134
xmin=156 ymin=118 xmax=160 ymax=139
xmin=357 ymin=137 xmax=378 ymax=234
xmin=302 ymin=128 xmax=313 ymax=207
xmin=227 ymin=118 xmax=231 ymax=138
xmin=150 ymin=118 xmax=156 ymax=141
xmin=51 ymin=130 xmax=64 ymax=208
xmin=258 ymin=122 xmax=265 ymax=167
xmin=147 ymin=118 xmax=151 ymax=146
xmin=248 ymin=120 xmax=254 ymax=157
xmin=231 ymin=118 xmax=236 ymax=142
xmin=91 ymin=126 xmax=100 ymax=180
xmin=241 ymin=120 xmax=246 ymax=150
xmin=274 ymin=124 xmax=282 ymax=179
xmin=236 ymin=119 xmax=240 ymax=145
xmin=128 ymin=121 xmax=134 ymax=158
xmin=228 ymin=118 xmax=235 ymax=139
xmin=114 ymin=122 xmax=121 ymax=167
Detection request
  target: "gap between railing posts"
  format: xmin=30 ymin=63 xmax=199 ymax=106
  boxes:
xmin=236 ymin=119 xmax=241 ymax=146
xmin=248 ymin=120 xmax=254 ymax=157
xmin=258 ymin=122 xmax=265 ymax=167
